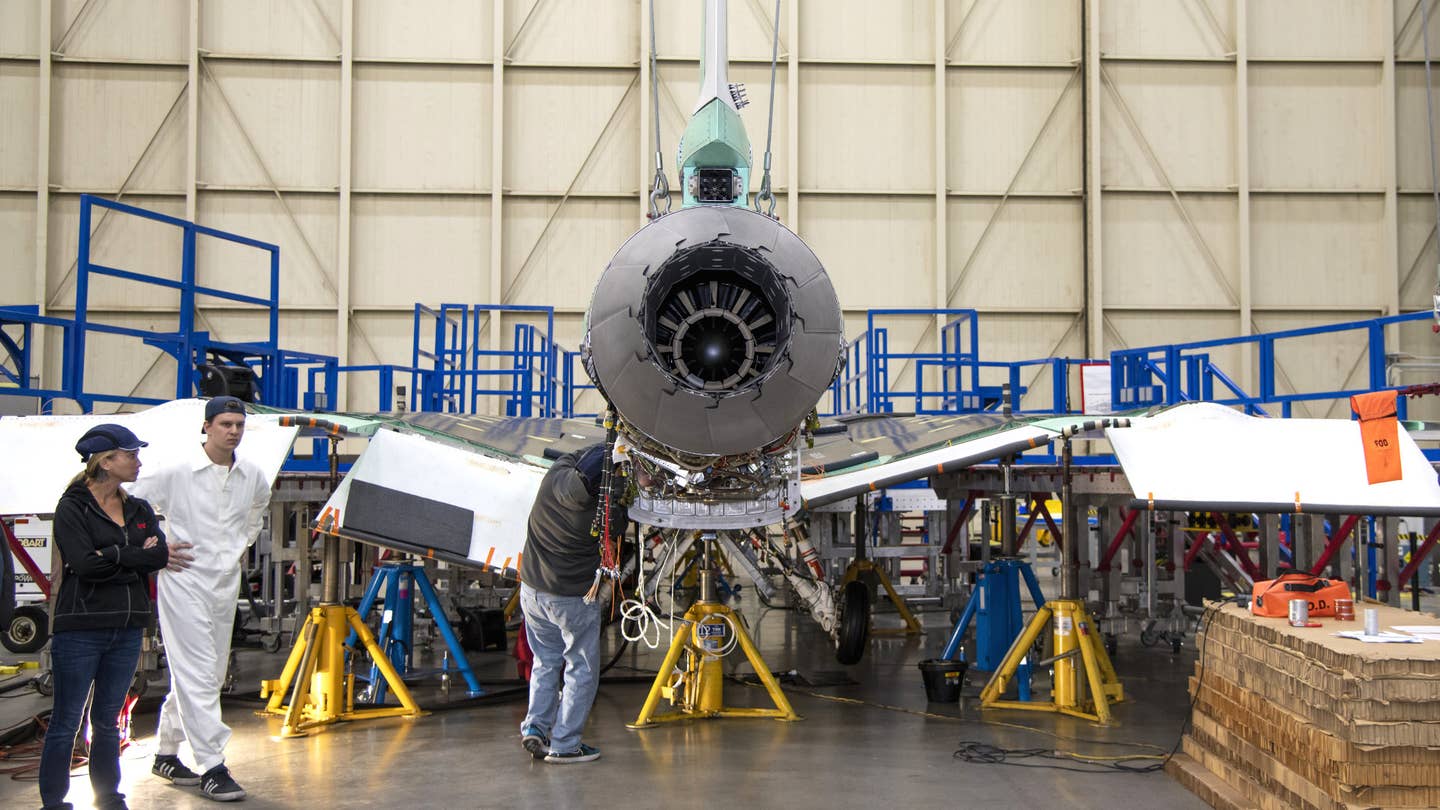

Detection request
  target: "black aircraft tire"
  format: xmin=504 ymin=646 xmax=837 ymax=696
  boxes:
xmin=835 ymin=581 xmax=871 ymax=666
xmin=3 ymin=605 xmax=49 ymax=654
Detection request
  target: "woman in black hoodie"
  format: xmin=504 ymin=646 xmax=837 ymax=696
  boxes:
xmin=39 ymin=424 xmax=171 ymax=810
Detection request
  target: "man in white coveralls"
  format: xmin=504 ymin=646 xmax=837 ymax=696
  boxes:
xmin=128 ymin=396 xmax=271 ymax=802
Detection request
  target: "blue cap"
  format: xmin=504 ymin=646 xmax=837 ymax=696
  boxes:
xmin=75 ymin=423 xmax=148 ymax=461
xmin=574 ymin=444 xmax=606 ymax=496
xmin=204 ymin=396 xmax=247 ymax=423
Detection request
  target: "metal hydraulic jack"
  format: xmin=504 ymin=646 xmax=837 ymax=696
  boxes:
xmin=260 ymin=424 xmax=425 ymax=736
xmin=940 ymin=456 xmax=1044 ymax=673
xmin=628 ymin=531 xmax=799 ymax=729
xmin=349 ymin=561 xmax=484 ymax=701
xmin=842 ymin=494 xmax=923 ymax=638
xmin=980 ymin=434 xmax=1123 ymax=723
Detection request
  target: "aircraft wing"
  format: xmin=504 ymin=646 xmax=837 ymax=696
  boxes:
xmin=1106 ymin=402 xmax=1440 ymax=516
xmin=0 ymin=399 xmax=300 ymax=516
xmin=301 ymin=411 xmax=612 ymax=573
xmin=798 ymin=412 xmax=1113 ymax=508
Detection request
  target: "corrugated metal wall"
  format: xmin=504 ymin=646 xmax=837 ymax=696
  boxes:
xmin=0 ymin=0 xmax=1435 ymax=415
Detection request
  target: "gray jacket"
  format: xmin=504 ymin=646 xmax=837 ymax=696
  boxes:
xmin=520 ymin=453 xmax=608 ymax=597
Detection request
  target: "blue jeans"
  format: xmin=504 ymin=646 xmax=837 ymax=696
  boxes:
xmin=519 ymin=584 xmax=601 ymax=754
xmin=39 ymin=627 xmax=143 ymax=810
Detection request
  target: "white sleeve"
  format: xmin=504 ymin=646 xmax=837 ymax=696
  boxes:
xmin=126 ymin=466 xmax=171 ymax=514
xmin=244 ymin=467 xmax=273 ymax=546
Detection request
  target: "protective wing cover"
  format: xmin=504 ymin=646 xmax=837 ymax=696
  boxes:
xmin=0 ymin=399 xmax=298 ymax=516
xmin=1107 ymin=402 xmax=1440 ymax=516
xmin=317 ymin=428 xmax=545 ymax=573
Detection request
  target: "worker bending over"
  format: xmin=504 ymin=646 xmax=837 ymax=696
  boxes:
xmin=518 ymin=444 xmax=621 ymax=763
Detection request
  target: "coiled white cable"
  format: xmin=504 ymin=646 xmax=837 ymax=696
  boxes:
xmin=620 ymin=597 xmax=670 ymax=649
xmin=619 ymin=534 xmax=672 ymax=649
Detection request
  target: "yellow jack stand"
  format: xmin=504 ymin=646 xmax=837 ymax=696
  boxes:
xmin=258 ymin=426 xmax=426 ymax=737
xmin=979 ymin=598 xmax=1123 ymax=723
xmin=842 ymin=560 xmax=923 ymax=637
xmin=628 ymin=538 xmax=798 ymax=729
xmin=260 ymin=603 xmax=425 ymax=736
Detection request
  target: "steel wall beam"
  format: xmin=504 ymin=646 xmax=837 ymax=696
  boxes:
xmin=337 ymin=0 xmax=354 ymax=406
xmin=1237 ymin=0 xmax=1252 ymax=392
xmin=33 ymin=3 xmax=52 ymax=388
xmin=186 ymin=0 xmax=199 ymax=221
xmin=787 ymin=0 xmax=799 ymax=223
xmin=1085 ymin=0 xmax=1103 ymax=356
xmin=934 ymin=0 xmax=947 ymax=391
xmin=1382 ymin=4 xmax=1401 ymax=355
xmin=490 ymin=0 xmax=507 ymax=415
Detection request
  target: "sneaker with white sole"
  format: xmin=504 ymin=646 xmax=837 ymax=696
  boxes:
xmin=152 ymin=755 xmax=202 ymax=786
xmin=200 ymin=765 xmax=247 ymax=802
xmin=545 ymin=743 xmax=600 ymax=764
xmin=521 ymin=725 xmax=550 ymax=760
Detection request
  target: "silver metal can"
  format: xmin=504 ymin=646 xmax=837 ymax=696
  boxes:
xmin=1288 ymin=598 xmax=1309 ymax=627
xmin=1364 ymin=607 xmax=1380 ymax=636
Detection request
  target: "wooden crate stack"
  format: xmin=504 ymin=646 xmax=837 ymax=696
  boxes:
xmin=1168 ymin=603 xmax=1440 ymax=810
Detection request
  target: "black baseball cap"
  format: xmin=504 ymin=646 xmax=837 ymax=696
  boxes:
xmin=203 ymin=396 xmax=248 ymax=431
xmin=75 ymin=423 xmax=148 ymax=461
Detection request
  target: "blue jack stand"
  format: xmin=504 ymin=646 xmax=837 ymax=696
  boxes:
xmin=941 ymin=558 xmax=1046 ymax=693
xmin=349 ymin=562 xmax=484 ymax=699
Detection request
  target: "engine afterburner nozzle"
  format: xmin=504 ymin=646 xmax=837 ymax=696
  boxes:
xmin=583 ymin=206 xmax=843 ymax=458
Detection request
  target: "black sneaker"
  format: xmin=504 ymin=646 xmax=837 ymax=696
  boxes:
xmin=152 ymin=755 xmax=202 ymax=786
xmin=544 ymin=743 xmax=600 ymax=764
xmin=200 ymin=765 xmax=247 ymax=802
xmin=521 ymin=725 xmax=550 ymax=760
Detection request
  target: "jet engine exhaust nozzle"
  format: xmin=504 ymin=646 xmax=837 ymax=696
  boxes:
xmin=583 ymin=206 xmax=844 ymax=459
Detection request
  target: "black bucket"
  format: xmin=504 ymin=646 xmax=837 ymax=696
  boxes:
xmin=918 ymin=658 xmax=966 ymax=703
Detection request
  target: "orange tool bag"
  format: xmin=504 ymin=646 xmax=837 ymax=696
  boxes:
xmin=1251 ymin=572 xmax=1352 ymax=617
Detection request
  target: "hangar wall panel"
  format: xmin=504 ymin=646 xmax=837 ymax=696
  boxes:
xmin=1399 ymin=197 xmax=1437 ymax=309
xmin=947 ymin=198 xmax=1084 ymax=309
xmin=1248 ymin=0 xmax=1386 ymax=59
xmin=1097 ymin=0 xmax=1234 ymax=57
xmin=1 ymin=0 xmax=1433 ymax=418
xmin=53 ymin=0 xmax=188 ymax=62
xmin=800 ymin=0 xmax=932 ymax=61
xmin=0 ymin=63 xmax=39 ymax=187
xmin=201 ymin=0 xmax=340 ymax=58
xmin=502 ymin=198 xmax=644 ymax=308
xmin=799 ymin=196 xmax=934 ymax=308
xmin=0 ymin=0 xmax=40 ymax=56
xmin=799 ymin=65 xmax=934 ymax=191
xmin=45 ymin=196 xmax=188 ymax=309
xmin=52 ymin=64 xmax=188 ymax=191
xmin=199 ymin=62 xmax=340 ymax=189
xmin=1247 ymin=65 xmax=1383 ymax=190
xmin=1101 ymin=193 xmax=1238 ymax=309
xmin=354 ymin=0 xmax=491 ymax=61
xmin=353 ymin=65 xmax=493 ymax=191
xmin=503 ymin=0 xmax=637 ymax=65
xmin=0 ymin=200 xmax=37 ymax=302
xmin=1250 ymin=195 xmax=1387 ymax=309
xmin=1099 ymin=63 xmax=1236 ymax=189
xmin=351 ymin=196 xmax=490 ymax=307
xmin=947 ymin=0 xmax=1081 ymax=62
xmin=503 ymin=69 xmax=638 ymax=193
xmin=946 ymin=67 xmax=1081 ymax=192
xmin=195 ymin=192 xmax=338 ymax=307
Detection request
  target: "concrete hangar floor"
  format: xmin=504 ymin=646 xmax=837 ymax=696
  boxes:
xmin=0 ymin=578 xmax=1207 ymax=809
